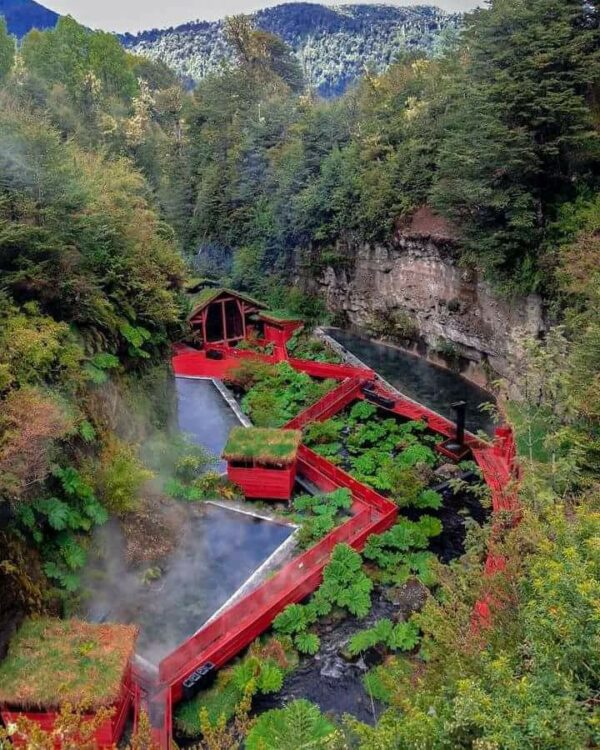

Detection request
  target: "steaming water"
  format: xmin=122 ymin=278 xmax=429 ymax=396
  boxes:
xmin=82 ymin=503 xmax=292 ymax=666
xmin=325 ymin=328 xmax=495 ymax=435
xmin=175 ymin=378 xmax=241 ymax=471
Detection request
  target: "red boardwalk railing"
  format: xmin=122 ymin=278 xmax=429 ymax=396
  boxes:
xmin=135 ymin=343 xmax=522 ymax=749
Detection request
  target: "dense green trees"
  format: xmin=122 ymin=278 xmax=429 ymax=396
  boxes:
xmin=432 ymin=0 xmax=599 ymax=289
xmin=0 ymin=18 xmax=186 ymax=606
xmin=0 ymin=17 xmax=14 ymax=81
xmin=185 ymin=2 xmax=598 ymax=295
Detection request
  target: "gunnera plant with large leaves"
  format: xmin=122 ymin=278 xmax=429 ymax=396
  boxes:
xmin=273 ymin=544 xmax=374 ymax=654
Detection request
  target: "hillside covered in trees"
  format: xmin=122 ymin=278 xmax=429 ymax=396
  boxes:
xmin=0 ymin=1 xmax=599 ymax=748
xmin=124 ymin=3 xmax=461 ymax=96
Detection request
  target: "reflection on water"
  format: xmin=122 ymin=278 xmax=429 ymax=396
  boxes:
xmin=175 ymin=378 xmax=241 ymax=470
xmin=325 ymin=328 xmax=495 ymax=435
xmin=81 ymin=503 xmax=292 ymax=666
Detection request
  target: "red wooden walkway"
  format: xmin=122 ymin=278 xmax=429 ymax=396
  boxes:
xmin=137 ymin=343 xmax=520 ymax=747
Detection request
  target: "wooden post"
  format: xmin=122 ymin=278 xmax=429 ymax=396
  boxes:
xmin=221 ymin=300 xmax=227 ymax=343
xmin=202 ymin=310 xmax=207 ymax=347
xmin=236 ymin=299 xmax=247 ymax=340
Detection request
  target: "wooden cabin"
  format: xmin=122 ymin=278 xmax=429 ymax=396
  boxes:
xmin=188 ymin=288 xmax=267 ymax=347
xmin=223 ymin=427 xmax=302 ymax=501
xmin=0 ymin=618 xmax=137 ymax=748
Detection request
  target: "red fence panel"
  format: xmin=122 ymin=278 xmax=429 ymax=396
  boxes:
xmin=159 ymin=509 xmax=374 ymax=690
xmin=286 ymin=378 xmax=362 ymax=429
xmin=288 ymin=358 xmax=374 ymax=381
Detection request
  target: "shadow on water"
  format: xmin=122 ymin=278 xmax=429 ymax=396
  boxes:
xmin=325 ymin=328 xmax=496 ymax=435
xmin=175 ymin=378 xmax=242 ymax=471
xmin=81 ymin=504 xmax=292 ymax=668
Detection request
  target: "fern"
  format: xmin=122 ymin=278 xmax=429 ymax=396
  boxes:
xmin=273 ymin=604 xmax=308 ymax=636
xmin=246 ymin=700 xmax=335 ymax=750
xmin=34 ymin=497 xmax=71 ymax=531
xmin=397 ymin=443 xmax=437 ymax=468
xmin=348 ymin=619 xmax=394 ymax=655
xmin=119 ymin=322 xmax=152 ymax=358
xmin=258 ymin=662 xmax=284 ymax=693
xmin=414 ymin=489 xmax=443 ymax=509
xmin=294 ymin=632 xmax=320 ymax=655
xmin=348 ymin=401 xmax=377 ymax=423
xmin=348 ymin=618 xmax=420 ymax=655
xmin=389 ymin=621 xmax=421 ymax=651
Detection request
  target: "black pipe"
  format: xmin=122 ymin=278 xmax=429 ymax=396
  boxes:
xmin=452 ymin=401 xmax=467 ymax=445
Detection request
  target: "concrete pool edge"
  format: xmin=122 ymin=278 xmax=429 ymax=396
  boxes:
xmin=175 ymin=374 xmax=252 ymax=428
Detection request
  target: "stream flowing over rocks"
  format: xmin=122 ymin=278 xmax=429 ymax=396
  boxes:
xmin=253 ymin=582 xmax=428 ymax=724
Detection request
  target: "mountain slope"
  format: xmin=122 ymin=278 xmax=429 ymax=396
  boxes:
xmin=0 ymin=0 xmax=59 ymax=37
xmin=124 ymin=3 xmax=461 ymax=97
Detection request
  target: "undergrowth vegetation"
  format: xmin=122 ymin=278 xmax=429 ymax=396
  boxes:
xmin=287 ymin=488 xmax=353 ymax=548
xmin=273 ymin=544 xmax=374 ymax=654
xmin=227 ymin=359 xmax=336 ymax=427
xmin=175 ymin=636 xmax=297 ymax=737
xmin=304 ymin=401 xmax=444 ymax=507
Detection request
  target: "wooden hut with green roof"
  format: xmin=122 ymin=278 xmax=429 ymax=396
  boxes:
xmin=0 ymin=618 xmax=137 ymax=748
xmin=188 ymin=288 xmax=267 ymax=347
xmin=223 ymin=427 xmax=302 ymax=501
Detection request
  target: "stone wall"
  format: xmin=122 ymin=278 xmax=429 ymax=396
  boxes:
xmin=311 ymin=216 xmax=545 ymax=393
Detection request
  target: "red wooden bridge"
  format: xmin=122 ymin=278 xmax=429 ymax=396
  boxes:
xmin=135 ymin=341 xmax=520 ymax=747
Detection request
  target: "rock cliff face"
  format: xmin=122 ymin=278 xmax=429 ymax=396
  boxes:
xmin=313 ymin=209 xmax=545 ymax=393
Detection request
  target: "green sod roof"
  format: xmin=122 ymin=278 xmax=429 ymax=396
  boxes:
xmin=223 ymin=427 xmax=302 ymax=466
xmin=259 ymin=310 xmax=304 ymax=324
xmin=0 ymin=618 xmax=137 ymax=710
xmin=188 ymin=288 xmax=267 ymax=320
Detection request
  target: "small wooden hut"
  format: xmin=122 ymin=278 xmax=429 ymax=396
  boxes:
xmin=0 ymin=618 xmax=137 ymax=748
xmin=223 ymin=427 xmax=302 ymax=501
xmin=258 ymin=310 xmax=304 ymax=348
xmin=188 ymin=288 xmax=267 ymax=347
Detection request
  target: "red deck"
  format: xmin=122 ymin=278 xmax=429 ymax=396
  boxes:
xmin=132 ymin=341 xmax=520 ymax=748
xmin=10 ymin=331 xmax=514 ymax=749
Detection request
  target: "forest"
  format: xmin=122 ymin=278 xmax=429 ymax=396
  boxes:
xmin=0 ymin=0 xmax=599 ymax=748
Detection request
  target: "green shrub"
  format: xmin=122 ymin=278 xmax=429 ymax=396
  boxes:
xmin=363 ymin=517 xmax=442 ymax=587
xmin=294 ymin=632 xmax=320 ymax=655
xmin=245 ymin=700 xmax=335 ymax=750
xmin=237 ymin=361 xmax=336 ymax=427
xmin=174 ymin=649 xmax=286 ymax=736
xmin=303 ymin=418 xmax=344 ymax=445
xmin=17 ymin=466 xmax=108 ymax=592
xmin=95 ymin=438 xmax=152 ymax=515
xmin=292 ymin=488 xmax=352 ymax=547
xmin=348 ymin=619 xmax=420 ymax=657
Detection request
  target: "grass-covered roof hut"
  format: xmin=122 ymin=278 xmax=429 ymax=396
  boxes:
xmin=0 ymin=618 xmax=137 ymax=747
xmin=223 ymin=427 xmax=302 ymax=501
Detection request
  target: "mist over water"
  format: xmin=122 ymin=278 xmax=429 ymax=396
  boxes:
xmin=80 ymin=375 xmax=292 ymax=666
xmin=81 ymin=503 xmax=292 ymax=666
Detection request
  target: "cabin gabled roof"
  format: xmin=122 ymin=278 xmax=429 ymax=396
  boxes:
xmin=188 ymin=288 xmax=267 ymax=321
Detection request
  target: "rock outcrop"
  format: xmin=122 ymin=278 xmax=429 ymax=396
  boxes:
xmin=313 ymin=208 xmax=545 ymax=392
